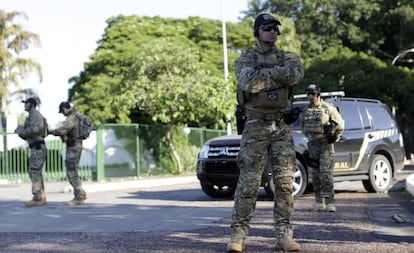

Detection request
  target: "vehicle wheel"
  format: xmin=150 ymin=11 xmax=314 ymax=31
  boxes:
xmin=362 ymin=154 xmax=392 ymax=193
xmin=263 ymin=159 xmax=308 ymax=199
xmin=293 ymin=159 xmax=307 ymax=198
xmin=200 ymin=181 xmax=236 ymax=198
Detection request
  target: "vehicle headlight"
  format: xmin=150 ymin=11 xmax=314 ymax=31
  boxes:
xmin=198 ymin=144 xmax=210 ymax=159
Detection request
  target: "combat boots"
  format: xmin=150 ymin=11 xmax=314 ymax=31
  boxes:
xmin=326 ymin=203 xmax=336 ymax=212
xmin=65 ymin=196 xmax=87 ymax=206
xmin=24 ymin=199 xmax=47 ymax=207
xmin=227 ymin=226 xmax=247 ymax=252
xmin=310 ymin=198 xmax=326 ymax=211
xmin=66 ymin=191 xmax=87 ymax=206
xmin=227 ymin=238 xmax=245 ymax=252
xmin=275 ymin=236 xmax=301 ymax=252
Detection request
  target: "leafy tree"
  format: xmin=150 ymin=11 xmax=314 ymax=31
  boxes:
xmin=383 ymin=6 xmax=414 ymax=67
xmin=0 ymin=9 xmax=42 ymax=130
xmin=243 ymin=0 xmax=414 ymax=63
xmin=118 ymin=40 xmax=229 ymax=172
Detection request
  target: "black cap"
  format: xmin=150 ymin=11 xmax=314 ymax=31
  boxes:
xmin=22 ymin=97 xmax=38 ymax=106
xmin=254 ymin=13 xmax=281 ymax=37
xmin=58 ymin=102 xmax=71 ymax=113
xmin=305 ymin=84 xmax=321 ymax=93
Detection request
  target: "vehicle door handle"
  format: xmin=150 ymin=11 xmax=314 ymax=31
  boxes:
xmin=368 ymin=134 xmax=374 ymax=138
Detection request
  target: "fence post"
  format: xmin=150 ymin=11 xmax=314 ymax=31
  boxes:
xmin=95 ymin=123 xmax=104 ymax=181
xmin=136 ymin=124 xmax=141 ymax=177
xmin=201 ymin=127 xmax=207 ymax=147
xmin=1 ymin=131 xmax=8 ymax=173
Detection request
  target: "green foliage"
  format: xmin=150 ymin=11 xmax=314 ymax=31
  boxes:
xmin=245 ymin=0 xmax=414 ymax=63
xmin=164 ymin=126 xmax=199 ymax=174
xmin=0 ymin=9 xmax=42 ymax=128
xmin=118 ymin=40 xmax=230 ymax=128
xmin=144 ymin=125 xmax=198 ymax=175
xmin=300 ymin=46 xmax=410 ymax=106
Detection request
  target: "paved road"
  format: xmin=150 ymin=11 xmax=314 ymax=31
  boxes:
xmin=0 ymin=168 xmax=413 ymax=252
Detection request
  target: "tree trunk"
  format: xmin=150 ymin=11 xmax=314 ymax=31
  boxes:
xmin=165 ymin=123 xmax=183 ymax=173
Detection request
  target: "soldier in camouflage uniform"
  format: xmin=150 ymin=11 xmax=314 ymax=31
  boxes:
xmin=228 ymin=13 xmax=304 ymax=252
xmin=15 ymin=98 xmax=48 ymax=207
xmin=300 ymin=84 xmax=344 ymax=212
xmin=48 ymin=102 xmax=87 ymax=206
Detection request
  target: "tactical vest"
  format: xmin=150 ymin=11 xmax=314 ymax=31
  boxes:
xmin=302 ymin=102 xmax=331 ymax=134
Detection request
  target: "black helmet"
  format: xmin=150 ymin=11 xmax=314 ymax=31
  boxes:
xmin=305 ymin=84 xmax=321 ymax=94
xmin=254 ymin=13 xmax=281 ymax=37
xmin=22 ymin=97 xmax=38 ymax=106
xmin=58 ymin=102 xmax=71 ymax=113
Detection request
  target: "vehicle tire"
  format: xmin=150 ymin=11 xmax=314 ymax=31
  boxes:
xmin=200 ymin=181 xmax=236 ymax=198
xmin=293 ymin=159 xmax=307 ymax=198
xmin=263 ymin=158 xmax=308 ymax=199
xmin=362 ymin=154 xmax=392 ymax=193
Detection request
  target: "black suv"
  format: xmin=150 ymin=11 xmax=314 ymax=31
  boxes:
xmin=196 ymin=92 xmax=406 ymax=198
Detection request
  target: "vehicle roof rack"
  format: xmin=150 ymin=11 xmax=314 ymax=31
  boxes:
xmin=294 ymin=91 xmax=345 ymax=101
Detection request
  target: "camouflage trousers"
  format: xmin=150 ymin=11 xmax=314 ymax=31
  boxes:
xmin=28 ymin=144 xmax=47 ymax=201
xmin=231 ymin=118 xmax=296 ymax=240
xmin=66 ymin=145 xmax=86 ymax=200
xmin=308 ymin=138 xmax=335 ymax=204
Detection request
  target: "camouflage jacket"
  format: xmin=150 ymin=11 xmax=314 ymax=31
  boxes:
xmin=15 ymin=110 xmax=47 ymax=144
xmin=235 ymin=45 xmax=304 ymax=113
xmin=49 ymin=109 xmax=82 ymax=146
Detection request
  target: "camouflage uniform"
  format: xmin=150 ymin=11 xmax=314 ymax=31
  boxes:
xmin=49 ymin=109 xmax=86 ymax=202
xmin=301 ymin=99 xmax=344 ymax=206
xmin=231 ymin=44 xmax=304 ymax=245
xmin=15 ymin=110 xmax=47 ymax=203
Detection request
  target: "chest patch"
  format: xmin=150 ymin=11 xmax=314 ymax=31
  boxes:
xmin=267 ymin=92 xmax=278 ymax=101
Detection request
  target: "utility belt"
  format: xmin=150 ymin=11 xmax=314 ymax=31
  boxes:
xmin=307 ymin=133 xmax=326 ymax=142
xmin=245 ymin=109 xmax=284 ymax=122
xmin=29 ymin=140 xmax=45 ymax=149
xmin=66 ymin=138 xmax=77 ymax=147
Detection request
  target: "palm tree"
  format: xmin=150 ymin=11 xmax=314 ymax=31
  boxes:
xmin=0 ymin=9 xmax=42 ymax=131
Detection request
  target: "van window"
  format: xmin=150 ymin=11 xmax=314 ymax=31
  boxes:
xmin=368 ymin=106 xmax=394 ymax=130
xmin=340 ymin=106 xmax=363 ymax=130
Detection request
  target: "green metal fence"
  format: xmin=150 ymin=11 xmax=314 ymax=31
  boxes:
xmin=0 ymin=124 xmax=226 ymax=182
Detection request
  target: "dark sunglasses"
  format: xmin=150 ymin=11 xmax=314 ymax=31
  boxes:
xmin=307 ymin=92 xmax=317 ymax=96
xmin=260 ymin=25 xmax=279 ymax=33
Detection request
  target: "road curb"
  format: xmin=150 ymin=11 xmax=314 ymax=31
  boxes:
xmin=63 ymin=175 xmax=199 ymax=193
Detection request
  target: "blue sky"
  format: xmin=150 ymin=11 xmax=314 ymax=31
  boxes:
xmin=2 ymin=0 xmax=249 ymax=129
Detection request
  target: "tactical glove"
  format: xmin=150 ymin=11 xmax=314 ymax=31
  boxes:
xmin=326 ymin=134 xmax=337 ymax=144
xmin=271 ymin=65 xmax=287 ymax=80
xmin=250 ymin=79 xmax=271 ymax=93
xmin=283 ymin=107 xmax=302 ymax=124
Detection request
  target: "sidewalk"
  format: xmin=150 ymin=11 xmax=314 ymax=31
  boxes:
xmin=68 ymin=175 xmax=200 ymax=193
xmin=0 ymin=174 xmax=199 ymax=201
